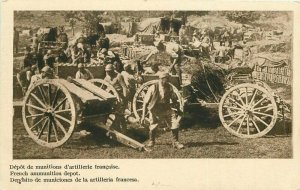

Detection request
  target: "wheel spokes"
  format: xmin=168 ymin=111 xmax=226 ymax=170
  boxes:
xmin=228 ymin=97 xmax=244 ymax=108
xmin=51 ymin=120 xmax=59 ymax=142
xmin=38 ymin=118 xmax=49 ymax=139
xmin=223 ymin=106 xmax=243 ymax=111
xmin=253 ymin=115 xmax=269 ymax=127
xmin=37 ymin=86 xmax=47 ymax=104
xmin=236 ymin=114 xmax=246 ymax=133
xmin=55 ymin=114 xmax=72 ymax=125
xmin=51 ymin=87 xmax=60 ymax=107
xmin=253 ymin=111 xmax=274 ymax=118
xmin=30 ymin=93 xmax=47 ymax=109
xmin=252 ymin=96 xmax=267 ymax=108
xmin=227 ymin=114 xmax=243 ymax=128
xmin=251 ymin=118 xmax=261 ymax=133
xmin=249 ymin=89 xmax=258 ymax=105
xmin=47 ymin=119 xmax=52 ymax=143
xmin=253 ymin=105 xmax=273 ymax=111
xmin=224 ymin=111 xmax=244 ymax=118
xmin=54 ymin=97 xmax=67 ymax=111
xmin=54 ymin=109 xmax=72 ymax=114
xmin=246 ymin=116 xmax=250 ymax=135
xmin=26 ymin=113 xmax=45 ymax=118
xmin=26 ymin=103 xmax=46 ymax=112
xmin=30 ymin=117 xmax=47 ymax=130
xmin=53 ymin=118 xmax=67 ymax=135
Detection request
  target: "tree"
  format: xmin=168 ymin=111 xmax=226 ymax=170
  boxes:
xmin=225 ymin=11 xmax=261 ymax=24
xmin=63 ymin=11 xmax=81 ymax=36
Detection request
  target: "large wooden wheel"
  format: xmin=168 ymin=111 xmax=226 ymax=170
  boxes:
xmin=132 ymin=80 xmax=184 ymax=127
xmin=219 ymin=83 xmax=278 ymax=138
xmin=22 ymin=80 xmax=77 ymax=148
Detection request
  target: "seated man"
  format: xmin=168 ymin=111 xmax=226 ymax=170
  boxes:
xmin=75 ymin=63 xmax=94 ymax=80
xmin=28 ymin=66 xmax=54 ymax=90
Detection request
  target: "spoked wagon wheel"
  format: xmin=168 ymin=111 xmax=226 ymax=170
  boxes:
xmin=219 ymin=83 xmax=278 ymax=138
xmin=22 ymin=80 xmax=77 ymax=148
xmin=132 ymin=80 xmax=184 ymax=127
xmin=89 ymin=79 xmax=120 ymax=128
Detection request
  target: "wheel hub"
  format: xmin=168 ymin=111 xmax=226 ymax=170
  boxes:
xmin=44 ymin=107 xmax=55 ymax=117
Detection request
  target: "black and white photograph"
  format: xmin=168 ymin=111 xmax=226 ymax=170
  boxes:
xmin=12 ymin=10 xmax=293 ymax=159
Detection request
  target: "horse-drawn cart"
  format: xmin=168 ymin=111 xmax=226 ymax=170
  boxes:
xmin=131 ymin=70 xmax=287 ymax=138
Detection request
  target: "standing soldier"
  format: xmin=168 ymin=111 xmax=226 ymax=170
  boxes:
xmin=141 ymin=72 xmax=184 ymax=149
xmin=14 ymin=27 xmax=19 ymax=54
xmin=104 ymin=64 xmax=128 ymax=131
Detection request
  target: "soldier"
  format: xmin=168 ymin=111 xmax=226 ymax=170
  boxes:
xmin=104 ymin=64 xmax=128 ymax=131
xmin=16 ymin=64 xmax=38 ymax=95
xmin=121 ymin=63 xmax=137 ymax=108
xmin=143 ymin=40 xmax=191 ymax=85
xmin=75 ymin=63 xmax=94 ymax=80
xmin=141 ymin=72 xmax=184 ymax=149
xmin=28 ymin=66 xmax=54 ymax=90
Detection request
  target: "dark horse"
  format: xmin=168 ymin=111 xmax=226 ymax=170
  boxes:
xmin=38 ymin=26 xmax=68 ymax=48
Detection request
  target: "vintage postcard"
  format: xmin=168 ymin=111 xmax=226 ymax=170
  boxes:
xmin=1 ymin=0 xmax=300 ymax=189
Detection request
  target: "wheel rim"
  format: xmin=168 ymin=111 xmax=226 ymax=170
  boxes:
xmin=22 ymin=79 xmax=77 ymax=148
xmin=133 ymin=80 xmax=184 ymax=127
xmin=219 ymin=83 xmax=277 ymax=138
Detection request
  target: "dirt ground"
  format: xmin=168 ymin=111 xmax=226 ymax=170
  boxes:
xmin=13 ymin=106 xmax=292 ymax=159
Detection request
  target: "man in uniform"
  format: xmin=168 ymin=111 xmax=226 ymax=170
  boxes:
xmin=16 ymin=64 xmax=38 ymax=95
xmin=143 ymin=40 xmax=191 ymax=85
xmin=28 ymin=66 xmax=54 ymax=90
xmin=141 ymin=72 xmax=184 ymax=149
xmin=104 ymin=64 xmax=128 ymax=131
xmin=75 ymin=63 xmax=94 ymax=80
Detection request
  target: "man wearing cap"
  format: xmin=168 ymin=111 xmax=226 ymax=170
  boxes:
xmin=16 ymin=64 xmax=38 ymax=95
xmin=104 ymin=64 xmax=128 ymax=100
xmin=75 ymin=63 xmax=94 ymax=80
xmin=104 ymin=64 xmax=128 ymax=131
xmin=28 ymin=66 xmax=54 ymax=90
xmin=141 ymin=72 xmax=184 ymax=149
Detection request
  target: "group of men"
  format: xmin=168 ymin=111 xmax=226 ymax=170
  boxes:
xmin=16 ymin=26 xmax=188 ymax=149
